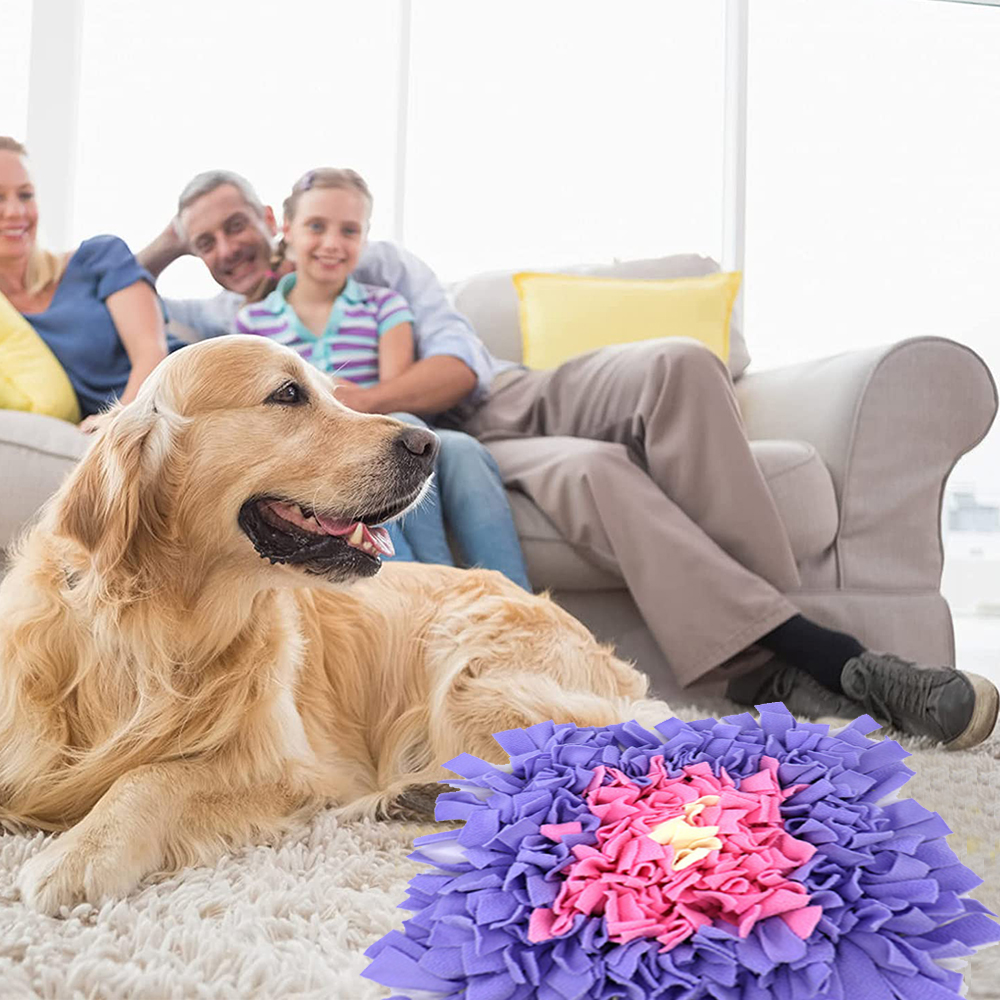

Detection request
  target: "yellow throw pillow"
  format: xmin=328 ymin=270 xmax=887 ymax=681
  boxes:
xmin=513 ymin=270 xmax=742 ymax=370
xmin=0 ymin=291 xmax=81 ymax=423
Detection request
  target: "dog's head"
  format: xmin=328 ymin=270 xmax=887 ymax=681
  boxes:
xmin=54 ymin=336 xmax=438 ymax=589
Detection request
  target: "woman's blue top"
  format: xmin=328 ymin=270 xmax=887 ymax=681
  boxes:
xmin=23 ymin=235 xmax=185 ymax=418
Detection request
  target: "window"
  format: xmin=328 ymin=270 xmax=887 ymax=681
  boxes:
xmin=404 ymin=0 xmax=725 ymax=281
xmin=746 ymin=0 xmax=1000 ymax=372
xmin=71 ymin=0 xmax=403 ymax=299
xmin=0 ymin=1 xmax=33 ymax=145
xmin=746 ymin=0 xmax=1000 ymax=649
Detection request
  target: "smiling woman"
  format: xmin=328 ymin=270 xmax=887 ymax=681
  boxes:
xmin=0 ymin=136 xmax=186 ymax=427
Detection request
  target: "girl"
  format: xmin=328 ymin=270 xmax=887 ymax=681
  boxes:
xmin=235 ymin=168 xmax=531 ymax=589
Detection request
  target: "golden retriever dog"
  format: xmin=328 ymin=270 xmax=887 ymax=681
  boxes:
xmin=0 ymin=336 xmax=670 ymax=915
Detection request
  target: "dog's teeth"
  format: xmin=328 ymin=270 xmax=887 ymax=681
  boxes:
xmin=349 ymin=523 xmax=364 ymax=545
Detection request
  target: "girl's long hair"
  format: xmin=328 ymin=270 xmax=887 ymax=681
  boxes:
xmin=247 ymin=168 xmax=373 ymax=303
xmin=0 ymin=137 xmax=68 ymax=297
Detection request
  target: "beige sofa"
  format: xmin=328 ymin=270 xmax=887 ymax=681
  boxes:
xmin=1 ymin=255 xmax=996 ymax=701
xmin=451 ymin=256 xmax=998 ymax=698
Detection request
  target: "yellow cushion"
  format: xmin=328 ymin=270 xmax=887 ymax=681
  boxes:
xmin=0 ymin=291 xmax=81 ymax=423
xmin=513 ymin=270 xmax=742 ymax=370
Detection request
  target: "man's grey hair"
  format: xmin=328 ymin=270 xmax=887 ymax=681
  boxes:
xmin=176 ymin=170 xmax=267 ymax=235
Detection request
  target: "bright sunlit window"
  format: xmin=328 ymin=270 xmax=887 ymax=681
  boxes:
xmin=17 ymin=0 xmax=727 ymax=292
xmin=746 ymin=0 xmax=1000 ymax=378
xmin=65 ymin=0 xmax=726 ymax=291
xmin=0 ymin=1 xmax=32 ymax=143
xmin=403 ymin=0 xmax=724 ymax=280
xmin=745 ymin=0 xmax=1000 ymax=654
xmin=70 ymin=0 xmax=403 ymax=301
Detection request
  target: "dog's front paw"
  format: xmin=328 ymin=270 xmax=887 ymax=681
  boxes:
xmin=383 ymin=782 xmax=455 ymax=821
xmin=18 ymin=832 xmax=136 ymax=916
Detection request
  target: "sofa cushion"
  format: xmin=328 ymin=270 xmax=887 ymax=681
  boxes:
xmin=450 ymin=253 xmax=752 ymax=379
xmin=0 ymin=410 xmax=88 ymax=550
xmin=513 ymin=439 xmax=838 ymax=591
xmin=750 ymin=440 xmax=839 ymax=559
xmin=0 ymin=291 xmax=81 ymax=423
xmin=513 ymin=270 xmax=741 ymax=370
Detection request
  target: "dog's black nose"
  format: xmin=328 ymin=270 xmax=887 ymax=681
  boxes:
xmin=395 ymin=427 xmax=440 ymax=472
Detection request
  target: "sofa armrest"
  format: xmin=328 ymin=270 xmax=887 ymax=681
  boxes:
xmin=734 ymin=336 xmax=997 ymax=590
xmin=0 ymin=410 xmax=88 ymax=553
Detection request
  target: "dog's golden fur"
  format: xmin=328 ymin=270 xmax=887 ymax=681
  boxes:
xmin=0 ymin=336 xmax=669 ymax=914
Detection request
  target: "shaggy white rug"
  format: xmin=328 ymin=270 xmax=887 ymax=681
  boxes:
xmin=1 ymin=704 xmax=998 ymax=1000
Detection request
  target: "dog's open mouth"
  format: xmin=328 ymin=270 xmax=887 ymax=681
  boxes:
xmin=238 ymin=494 xmax=416 ymax=578
xmin=262 ymin=500 xmax=396 ymax=557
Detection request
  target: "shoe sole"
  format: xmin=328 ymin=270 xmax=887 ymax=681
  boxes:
xmin=946 ymin=672 xmax=1000 ymax=750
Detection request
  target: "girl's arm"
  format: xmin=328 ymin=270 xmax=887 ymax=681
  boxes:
xmin=335 ymin=356 xmax=476 ymax=416
xmin=377 ymin=321 xmax=415 ymax=382
xmin=107 ymin=282 xmax=168 ymax=406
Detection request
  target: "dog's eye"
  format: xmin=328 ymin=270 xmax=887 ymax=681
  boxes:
xmin=268 ymin=382 xmax=306 ymax=406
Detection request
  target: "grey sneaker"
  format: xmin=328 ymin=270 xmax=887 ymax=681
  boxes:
xmin=727 ymin=662 xmax=868 ymax=721
xmin=841 ymin=651 xmax=1000 ymax=749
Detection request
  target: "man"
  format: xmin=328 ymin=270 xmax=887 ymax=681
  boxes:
xmin=139 ymin=170 xmax=999 ymax=748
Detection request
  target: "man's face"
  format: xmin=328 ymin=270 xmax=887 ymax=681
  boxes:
xmin=180 ymin=184 xmax=276 ymax=296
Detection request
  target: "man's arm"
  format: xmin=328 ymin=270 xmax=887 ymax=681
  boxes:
xmin=136 ymin=221 xmax=188 ymax=280
xmin=136 ymin=220 xmax=239 ymax=341
xmin=334 ymin=356 xmax=476 ymax=416
xmin=354 ymin=242 xmax=504 ymax=412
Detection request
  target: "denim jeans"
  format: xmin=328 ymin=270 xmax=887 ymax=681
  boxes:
xmin=385 ymin=413 xmax=531 ymax=590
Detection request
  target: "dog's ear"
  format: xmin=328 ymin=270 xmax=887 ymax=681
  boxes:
xmin=56 ymin=401 xmax=171 ymax=576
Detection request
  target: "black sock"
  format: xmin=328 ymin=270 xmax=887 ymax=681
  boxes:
xmin=757 ymin=615 xmax=865 ymax=694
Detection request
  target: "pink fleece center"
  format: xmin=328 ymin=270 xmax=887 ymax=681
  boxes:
xmin=528 ymin=756 xmax=823 ymax=952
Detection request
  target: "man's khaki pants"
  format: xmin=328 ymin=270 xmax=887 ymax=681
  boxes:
xmin=462 ymin=339 xmax=801 ymax=688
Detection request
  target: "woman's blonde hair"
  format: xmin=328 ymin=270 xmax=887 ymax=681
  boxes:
xmin=248 ymin=168 xmax=373 ymax=303
xmin=0 ymin=137 xmax=67 ymax=297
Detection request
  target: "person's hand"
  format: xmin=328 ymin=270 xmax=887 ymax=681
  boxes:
xmin=166 ymin=216 xmax=189 ymax=255
xmin=330 ymin=378 xmax=372 ymax=413
xmin=137 ymin=218 xmax=190 ymax=276
xmin=78 ymin=414 xmax=102 ymax=434
xmin=148 ymin=217 xmax=188 ymax=257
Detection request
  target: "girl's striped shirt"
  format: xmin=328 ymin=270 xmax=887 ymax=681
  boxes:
xmin=234 ymin=272 xmax=414 ymax=387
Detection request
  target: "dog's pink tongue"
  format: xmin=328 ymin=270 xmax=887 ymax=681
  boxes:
xmin=315 ymin=515 xmax=395 ymax=557
xmin=314 ymin=515 xmax=356 ymax=537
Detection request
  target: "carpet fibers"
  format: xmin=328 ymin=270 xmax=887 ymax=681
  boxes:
xmin=1 ymin=704 xmax=997 ymax=1000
